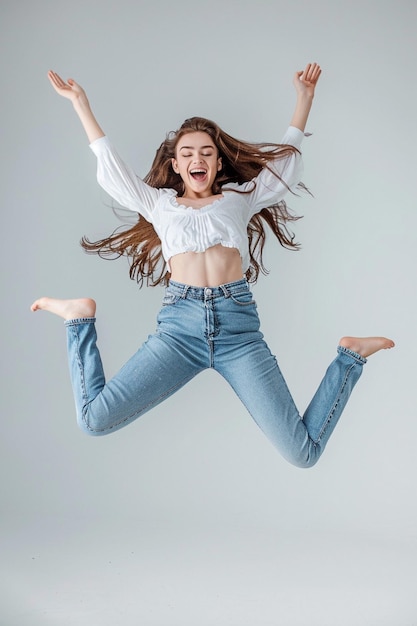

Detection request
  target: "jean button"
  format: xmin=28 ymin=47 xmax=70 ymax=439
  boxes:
xmin=205 ymin=288 xmax=212 ymax=297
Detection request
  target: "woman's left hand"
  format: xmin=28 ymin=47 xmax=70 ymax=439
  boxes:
xmin=293 ymin=63 xmax=322 ymax=98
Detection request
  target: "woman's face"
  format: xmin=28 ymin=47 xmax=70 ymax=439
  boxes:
xmin=171 ymin=131 xmax=222 ymax=198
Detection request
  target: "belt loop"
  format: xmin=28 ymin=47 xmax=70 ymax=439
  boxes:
xmin=181 ymin=285 xmax=189 ymax=299
xmin=219 ymin=284 xmax=230 ymax=298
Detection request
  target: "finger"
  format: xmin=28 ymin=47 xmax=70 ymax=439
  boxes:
xmin=312 ymin=64 xmax=321 ymax=77
xmin=305 ymin=63 xmax=318 ymax=81
xmin=48 ymin=71 xmax=66 ymax=89
xmin=310 ymin=65 xmax=321 ymax=84
xmin=47 ymin=70 xmax=58 ymax=84
xmin=300 ymin=63 xmax=311 ymax=80
xmin=306 ymin=63 xmax=321 ymax=84
xmin=47 ymin=72 xmax=61 ymax=89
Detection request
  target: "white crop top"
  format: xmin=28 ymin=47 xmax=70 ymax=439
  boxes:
xmin=89 ymin=126 xmax=305 ymax=272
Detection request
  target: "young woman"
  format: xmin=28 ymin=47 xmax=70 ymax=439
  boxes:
xmin=31 ymin=63 xmax=394 ymax=468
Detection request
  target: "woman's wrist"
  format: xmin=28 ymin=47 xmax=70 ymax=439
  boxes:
xmin=73 ymin=98 xmax=105 ymax=142
xmin=72 ymin=94 xmax=91 ymax=114
xmin=290 ymin=95 xmax=314 ymax=131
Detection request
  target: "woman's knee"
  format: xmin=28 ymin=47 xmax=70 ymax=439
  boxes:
xmin=293 ymin=456 xmax=319 ymax=469
xmin=284 ymin=446 xmax=321 ymax=469
xmin=76 ymin=412 xmax=113 ymax=437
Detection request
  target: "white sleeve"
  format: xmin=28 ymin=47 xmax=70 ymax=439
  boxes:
xmin=89 ymin=136 xmax=162 ymax=222
xmin=224 ymin=126 xmax=305 ymax=217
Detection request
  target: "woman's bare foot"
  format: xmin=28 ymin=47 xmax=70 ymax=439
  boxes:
xmin=339 ymin=336 xmax=395 ymax=359
xmin=30 ymin=297 xmax=96 ymax=321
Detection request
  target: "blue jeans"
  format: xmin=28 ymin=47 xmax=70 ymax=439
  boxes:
xmin=65 ymin=279 xmax=366 ymax=468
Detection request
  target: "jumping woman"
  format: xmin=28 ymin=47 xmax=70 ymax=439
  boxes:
xmin=31 ymin=63 xmax=394 ymax=468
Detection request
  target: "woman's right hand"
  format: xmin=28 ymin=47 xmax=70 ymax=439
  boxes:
xmin=47 ymin=70 xmax=89 ymax=105
xmin=47 ymin=70 xmax=105 ymax=143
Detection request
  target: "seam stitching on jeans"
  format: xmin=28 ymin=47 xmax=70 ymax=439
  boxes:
xmin=315 ymin=362 xmax=356 ymax=444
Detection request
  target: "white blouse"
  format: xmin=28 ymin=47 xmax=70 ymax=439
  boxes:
xmin=89 ymin=126 xmax=305 ymax=272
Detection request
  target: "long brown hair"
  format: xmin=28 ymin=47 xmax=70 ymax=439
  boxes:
xmin=81 ymin=117 xmax=304 ymax=286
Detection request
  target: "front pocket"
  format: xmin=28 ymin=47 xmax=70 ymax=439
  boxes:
xmin=229 ymin=291 xmax=256 ymax=306
xmin=162 ymin=292 xmax=181 ymax=306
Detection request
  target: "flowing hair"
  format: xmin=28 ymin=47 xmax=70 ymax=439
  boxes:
xmin=81 ymin=116 xmax=304 ymax=286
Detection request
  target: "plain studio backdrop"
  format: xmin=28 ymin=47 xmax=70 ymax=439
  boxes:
xmin=1 ymin=1 xmax=416 ymax=624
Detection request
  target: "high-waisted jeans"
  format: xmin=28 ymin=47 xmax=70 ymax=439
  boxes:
xmin=64 ymin=279 xmax=366 ymax=468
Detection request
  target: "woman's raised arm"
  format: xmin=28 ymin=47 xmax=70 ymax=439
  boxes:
xmin=48 ymin=70 xmax=105 ymax=143
xmin=289 ymin=62 xmax=321 ymax=132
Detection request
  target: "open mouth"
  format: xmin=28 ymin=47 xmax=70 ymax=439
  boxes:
xmin=190 ymin=169 xmax=207 ymax=181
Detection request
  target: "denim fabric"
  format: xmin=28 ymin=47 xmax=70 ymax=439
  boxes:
xmin=65 ymin=279 xmax=366 ymax=467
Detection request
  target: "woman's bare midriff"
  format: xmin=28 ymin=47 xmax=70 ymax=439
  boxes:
xmin=169 ymin=244 xmax=244 ymax=287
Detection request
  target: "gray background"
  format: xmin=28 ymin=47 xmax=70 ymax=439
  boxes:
xmin=2 ymin=0 xmax=417 ymax=624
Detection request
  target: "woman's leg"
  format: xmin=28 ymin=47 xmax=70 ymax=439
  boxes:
xmin=209 ymin=288 xmax=394 ymax=468
xmin=31 ymin=296 xmax=206 ymax=436
xmin=219 ymin=336 xmax=395 ymax=467
xmin=66 ymin=319 xmax=205 ymax=435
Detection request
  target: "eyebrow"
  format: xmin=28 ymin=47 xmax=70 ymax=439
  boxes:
xmin=178 ymin=145 xmax=215 ymax=151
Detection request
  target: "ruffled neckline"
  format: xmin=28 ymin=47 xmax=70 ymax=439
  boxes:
xmin=170 ymin=193 xmax=225 ymax=212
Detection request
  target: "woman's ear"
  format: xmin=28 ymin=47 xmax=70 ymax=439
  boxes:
xmin=171 ymin=158 xmax=179 ymax=174
xmin=217 ymin=157 xmax=222 ymax=171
